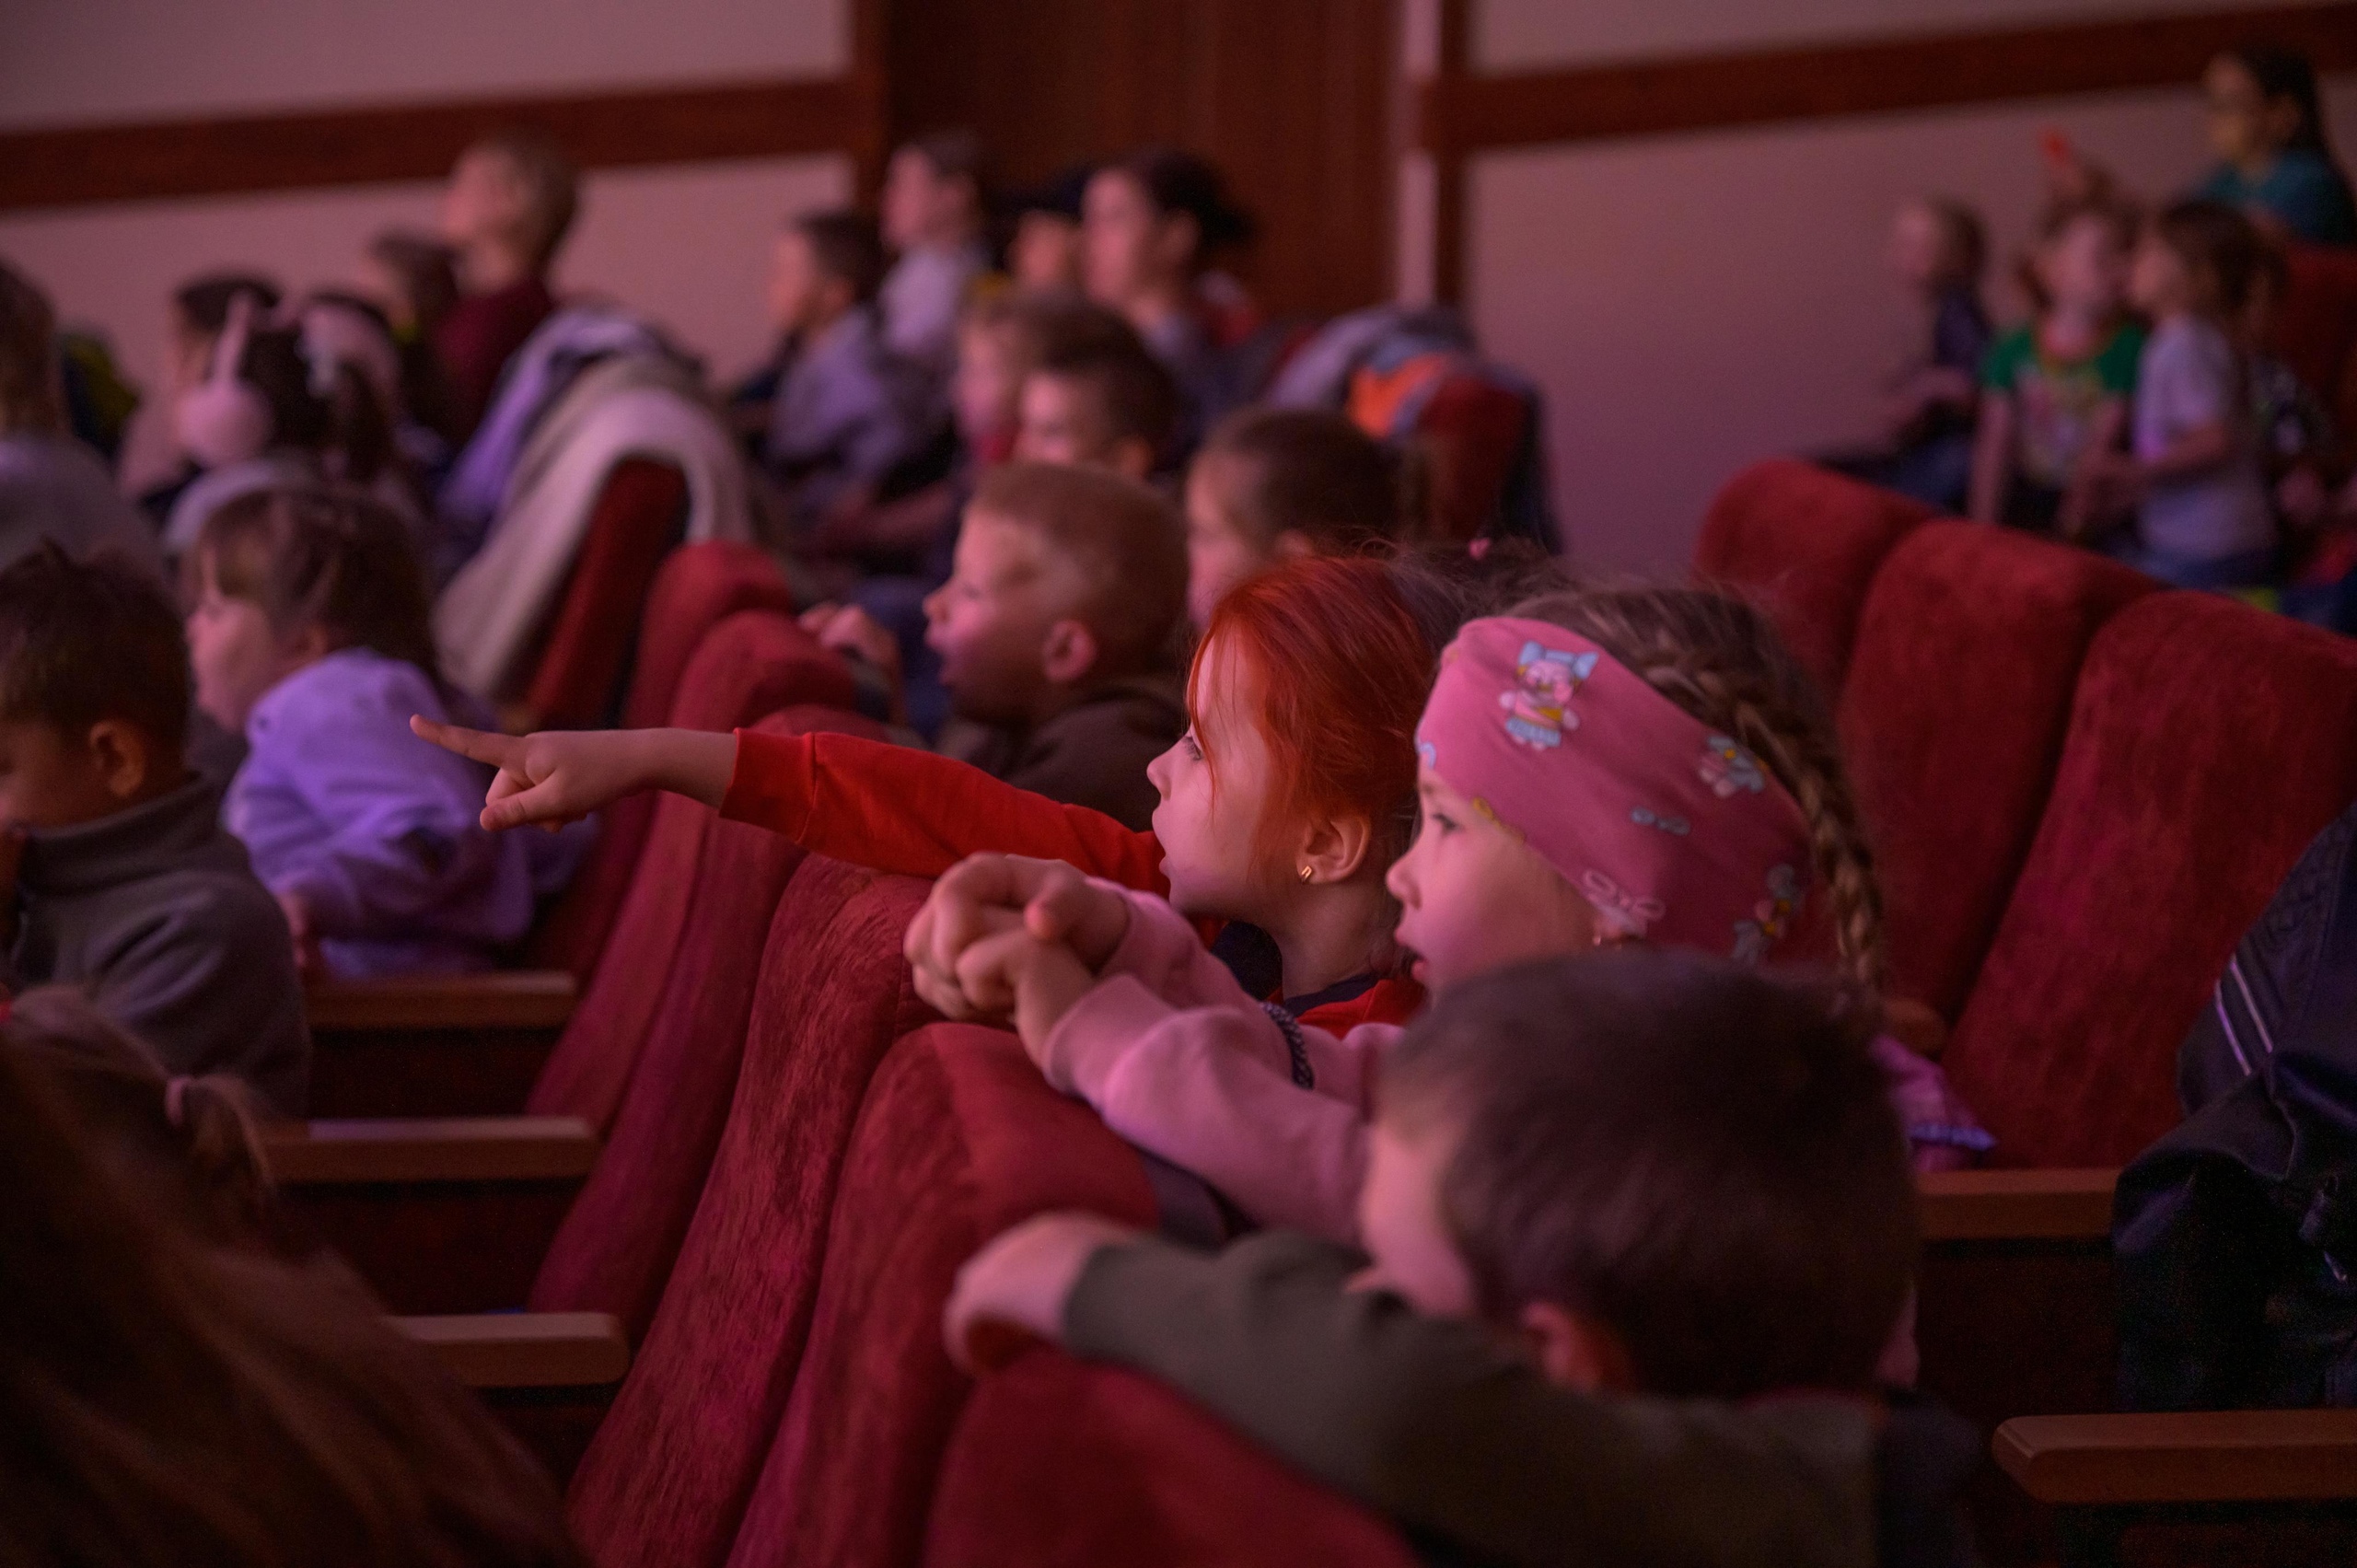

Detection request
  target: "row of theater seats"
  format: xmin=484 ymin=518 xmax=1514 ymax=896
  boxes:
xmin=280 ymin=456 xmax=2357 ymax=1566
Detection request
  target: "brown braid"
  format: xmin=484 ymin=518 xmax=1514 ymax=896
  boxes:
xmin=1511 ymin=585 xmax=1889 ymax=997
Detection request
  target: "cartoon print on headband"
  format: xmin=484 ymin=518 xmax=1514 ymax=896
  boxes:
xmin=1732 ymin=864 xmax=1801 ymax=964
xmin=1579 ymin=868 xmax=1666 ymax=939
xmin=1630 ymin=806 xmax=1690 ymax=836
xmin=1698 ymin=733 xmax=1767 ymax=797
xmin=1500 ymin=642 xmax=1598 ymax=750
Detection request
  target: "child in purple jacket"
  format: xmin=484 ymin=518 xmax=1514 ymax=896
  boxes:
xmin=185 ymin=487 xmax=586 ymax=978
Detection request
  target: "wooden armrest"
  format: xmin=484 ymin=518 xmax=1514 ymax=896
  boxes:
xmin=1917 ymin=1167 xmax=2116 ymax=1242
xmin=308 ymin=970 xmax=577 ymax=1032
xmin=398 ymin=1311 xmax=630 ymax=1388
xmin=263 ymin=1117 xmax=599 ymax=1185
xmin=1996 ymin=1411 xmax=2357 ymax=1505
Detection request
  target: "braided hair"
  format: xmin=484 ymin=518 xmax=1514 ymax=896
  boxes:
xmin=1512 ymin=585 xmax=1888 ymax=995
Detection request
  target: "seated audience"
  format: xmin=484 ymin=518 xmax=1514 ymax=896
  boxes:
xmin=1968 ymin=194 xmax=2143 ymax=532
xmin=0 ymin=261 xmax=162 ymax=575
xmin=2084 ymin=200 xmax=2275 ymax=588
xmin=436 ymin=129 xmax=577 ymax=436
xmin=131 ymin=272 xmax=284 ymax=513
xmin=358 ymin=229 xmax=467 ymax=460
xmin=1003 ymin=166 xmax=1093 ymax=296
xmin=945 ymin=952 xmax=1972 ymax=1568
xmin=2194 ymin=44 xmax=2356 ymax=248
xmin=1081 ymin=149 xmax=1259 ymax=436
xmin=1822 ymin=197 xmax=1991 ymax=512
xmin=1014 ymin=324 xmax=1181 ymax=481
xmin=185 ymin=490 xmax=586 ymax=978
xmin=158 ymin=292 xmax=404 ymax=555
xmin=0 ymin=1027 xmax=586 ymax=1568
xmin=741 ymin=208 xmax=937 ymax=537
xmin=1183 ymin=406 xmax=1415 ymax=627
xmin=879 ymin=128 xmax=993 ymax=381
xmin=0 ymin=547 xmax=307 ymax=1114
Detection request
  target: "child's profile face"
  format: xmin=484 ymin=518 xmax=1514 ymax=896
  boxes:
xmin=1015 ymin=371 xmax=1126 ymax=474
xmin=881 ymin=149 xmax=972 ymax=252
xmin=2127 ymin=231 xmax=2192 ymax=317
xmin=1386 ymin=764 xmax=1598 ymax=992
xmin=767 ymin=230 xmax=826 ymax=335
xmin=1886 ymin=203 xmax=1948 ymax=291
xmin=439 ymin=148 xmax=524 ymax=254
xmin=2038 ymin=215 xmax=2127 ymax=315
xmin=2203 ymin=55 xmax=2287 ymax=166
xmin=0 ymin=719 xmax=135 ymax=831
xmin=1082 ymin=169 xmax=1171 ymax=308
xmin=921 ymin=511 xmax=1080 ymax=725
xmin=952 ymin=322 xmax=1023 ymax=448
xmin=1011 ymin=213 xmax=1081 ymax=295
xmin=185 ymin=563 xmax=312 ymax=734
xmin=1144 ymin=634 xmax=1271 ymax=919
xmin=1182 ymin=454 xmax=1276 ymax=630
xmin=1354 ymin=1111 xmax=1478 ymax=1318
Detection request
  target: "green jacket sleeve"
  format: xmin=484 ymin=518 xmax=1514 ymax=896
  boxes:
xmin=1064 ymin=1232 xmax=1882 ymax=1568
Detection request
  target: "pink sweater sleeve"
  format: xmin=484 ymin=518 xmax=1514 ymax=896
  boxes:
xmin=1041 ymin=886 xmax=1399 ymax=1241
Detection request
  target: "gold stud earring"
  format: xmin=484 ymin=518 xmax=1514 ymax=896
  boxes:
xmin=1298 ymin=865 xmax=1315 ymax=884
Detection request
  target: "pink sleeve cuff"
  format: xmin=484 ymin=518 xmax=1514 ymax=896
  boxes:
xmin=1040 ymin=973 xmax=1193 ymax=1101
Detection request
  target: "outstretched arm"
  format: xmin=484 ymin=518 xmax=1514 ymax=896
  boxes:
xmin=411 ymin=717 xmax=737 ymax=828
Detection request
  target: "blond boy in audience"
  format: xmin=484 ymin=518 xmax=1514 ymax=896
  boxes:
xmin=435 ymin=129 xmax=577 ymax=436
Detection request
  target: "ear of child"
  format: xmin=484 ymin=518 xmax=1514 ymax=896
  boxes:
xmin=1039 ymin=617 xmax=1101 ymax=689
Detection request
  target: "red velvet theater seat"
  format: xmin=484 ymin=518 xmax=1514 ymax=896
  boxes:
xmin=621 ymin=540 xmax=802 ymax=730
xmin=2274 ymin=244 xmax=2357 ymax=434
xmin=927 ymin=1354 xmax=1420 ymax=1568
xmin=1945 ymin=591 xmax=2357 ymax=1168
xmin=529 ymin=606 xmax=857 ymax=980
xmin=1835 ymin=523 xmax=2152 ymax=1019
xmin=1692 ymin=459 xmax=1931 ymax=695
xmin=563 ymin=862 xmax=933 ymax=1568
xmin=521 ymin=458 xmax=690 ymax=730
xmin=726 ymin=1025 xmax=1158 ymax=1568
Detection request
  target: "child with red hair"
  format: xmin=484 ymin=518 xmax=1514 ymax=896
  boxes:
xmin=418 ymin=552 xmax=1469 ymax=1031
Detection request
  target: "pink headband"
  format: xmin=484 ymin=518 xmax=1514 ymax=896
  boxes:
xmin=1414 ymin=616 xmax=1813 ymax=963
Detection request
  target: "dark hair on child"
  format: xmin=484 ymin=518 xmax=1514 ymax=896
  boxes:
xmin=174 ymin=272 xmax=284 ymax=336
xmin=466 ymin=128 xmax=580 ymax=270
xmin=1924 ymin=197 xmax=1988 ymax=286
xmin=0 ymin=1035 xmax=587 ymax=1568
xmin=366 ymin=231 xmax=461 ymax=334
xmin=222 ymin=325 xmax=394 ymax=484
xmin=1513 ymin=583 xmax=1887 ymax=994
xmin=2153 ymin=197 xmax=2268 ymax=321
xmin=1033 ymin=332 xmax=1180 ymax=459
xmin=1384 ymin=949 xmax=1916 ymax=1399
xmin=2224 ymin=42 xmax=2335 ymax=157
xmin=0 ymin=543 xmax=189 ymax=750
xmin=793 ymin=208 xmax=889 ymax=305
xmin=1110 ymin=148 xmax=1258 ymax=261
xmin=5 ymin=987 xmax=271 ymax=1244
xmin=900 ymin=125 xmax=988 ymax=191
xmin=1196 ymin=408 xmax=1420 ymax=554
xmin=0 ymin=258 xmax=63 ymax=436
xmin=192 ymin=489 xmax=443 ymax=686
xmin=2016 ymin=192 xmax=2141 ymax=314
xmin=971 ymin=460 xmax=1187 ymax=674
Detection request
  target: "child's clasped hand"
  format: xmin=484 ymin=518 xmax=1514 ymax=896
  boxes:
xmin=902 ymin=853 xmax=1135 ymax=1051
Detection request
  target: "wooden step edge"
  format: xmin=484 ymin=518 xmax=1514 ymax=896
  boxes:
xmin=265 ymin=1116 xmax=599 ymax=1184
xmin=1918 ymin=1167 xmax=2117 ymax=1243
xmin=398 ymin=1311 xmax=630 ymax=1388
xmin=309 ymin=970 xmax=580 ymax=1032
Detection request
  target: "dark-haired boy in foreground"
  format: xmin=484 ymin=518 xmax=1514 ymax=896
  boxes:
xmin=0 ymin=549 xmax=308 ymax=1113
xmin=947 ymin=952 xmax=1976 ymax=1568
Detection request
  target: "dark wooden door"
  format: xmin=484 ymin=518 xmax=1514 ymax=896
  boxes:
xmin=883 ymin=0 xmax=1399 ymax=319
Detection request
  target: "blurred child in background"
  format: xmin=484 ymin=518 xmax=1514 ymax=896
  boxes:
xmin=435 ymin=130 xmax=576 ymax=436
xmin=879 ymin=128 xmax=993 ymax=382
xmin=0 ymin=261 xmax=162 ymax=575
xmin=2194 ymin=45 xmax=2355 ymax=248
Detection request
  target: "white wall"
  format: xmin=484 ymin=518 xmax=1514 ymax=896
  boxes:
xmin=0 ymin=0 xmax=852 ymax=483
xmin=1451 ymin=0 xmax=2357 ymax=571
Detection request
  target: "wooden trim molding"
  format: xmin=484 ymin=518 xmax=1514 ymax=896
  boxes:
xmin=1419 ymin=2 xmax=2357 ymax=155
xmin=0 ymin=75 xmax=865 ymax=214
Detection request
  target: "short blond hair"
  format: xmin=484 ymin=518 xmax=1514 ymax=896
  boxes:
xmin=970 ymin=461 xmax=1187 ymax=673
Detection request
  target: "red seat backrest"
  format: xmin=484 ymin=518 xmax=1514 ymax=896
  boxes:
xmin=521 ymin=458 xmax=690 ymax=729
xmin=2273 ymin=244 xmax=2357 ymax=419
xmin=623 ymin=540 xmax=802 ymax=730
xmin=1692 ymin=459 xmax=1930 ymax=696
xmin=1945 ymin=591 xmax=2357 ymax=1167
xmin=564 ymin=861 xmax=933 ymax=1568
xmin=528 ymin=607 xmax=856 ymax=980
xmin=1836 ymin=523 xmax=2152 ymax=1017
xmin=927 ymin=1355 xmax=1420 ymax=1568
xmin=726 ymin=1025 xmax=1156 ymax=1568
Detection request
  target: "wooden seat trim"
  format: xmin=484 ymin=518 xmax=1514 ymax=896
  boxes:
xmin=264 ymin=1116 xmax=599 ymax=1184
xmin=396 ymin=1311 xmax=630 ymax=1388
xmin=308 ymin=970 xmax=579 ymax=1031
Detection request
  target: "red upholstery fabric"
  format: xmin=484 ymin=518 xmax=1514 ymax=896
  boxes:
xmin=2274 ymin=244 xmax=2357 ymax=430
xmin=564 ymin=861 xmax=933 ymax=1568
xmin=1417 ymin=374 xmax=1530 ymax=542
xmin=1691 ymin=459 xmax=1931 ymax=695
xmin=528 ymin=607 xmax=858 ymax=980
xmin=1836 ymin=523 xmax=2152 ymax=1017
xmin=726 ymin=1025 xmax=1157 ymax=1568
xmin=926 ymin=1355 xmax=1419 ymax=1568
xmin=1946 ymin=592 xmax=2357 ymax=1167
xmin=622 ymin=540 xmax=802 ymax=730
xmin=522 ymin=458 xmax=690 ymax=729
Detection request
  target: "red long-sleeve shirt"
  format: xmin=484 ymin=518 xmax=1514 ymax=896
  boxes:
xmin=718 ymin=727 xmax=1421 ymax=1033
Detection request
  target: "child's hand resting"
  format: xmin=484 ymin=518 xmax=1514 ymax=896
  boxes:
xmin=942 ymin=1211 xmax=1146 ymax=1373
xmin=903 ymin=854 xmax=1134 ymax=1022
xmin=411 ymin=718 xmax=737 ymax=830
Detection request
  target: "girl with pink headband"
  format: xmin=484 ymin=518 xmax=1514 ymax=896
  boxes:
xmin=908 ymin=584 xmax=1985 ymax=1245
